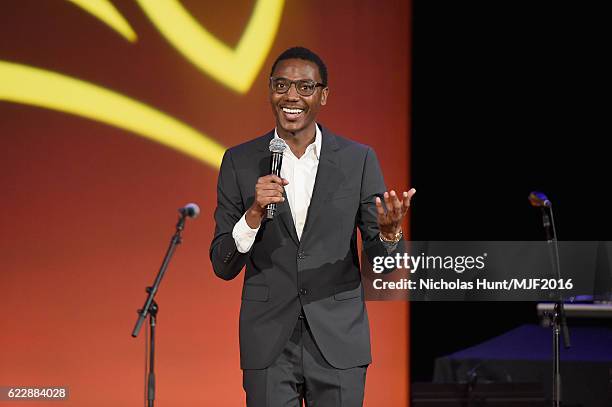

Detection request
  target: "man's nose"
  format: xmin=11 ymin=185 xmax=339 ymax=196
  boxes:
xmin=285 ymin=83 xmax=300 ymax=99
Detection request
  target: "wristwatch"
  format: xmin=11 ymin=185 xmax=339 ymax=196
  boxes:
xmin=379 ymin=229 xmax=403 ymax=244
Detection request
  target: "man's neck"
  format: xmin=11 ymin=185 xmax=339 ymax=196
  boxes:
xmin=277 ymin=123 xmax=317 ymax=159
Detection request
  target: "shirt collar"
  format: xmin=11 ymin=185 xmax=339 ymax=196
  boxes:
xmin=274 ymin=124 xmax=322 ymax=160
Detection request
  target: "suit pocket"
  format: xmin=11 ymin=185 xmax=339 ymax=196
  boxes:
xmin=334 ymin=281 xmax=362 ymax=301
xmin=242 ymin=284 xmax=269 ymax=302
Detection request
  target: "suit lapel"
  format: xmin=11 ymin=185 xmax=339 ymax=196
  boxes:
xmin=300 ymin=127 xmax=341 ymax=242
xmin=275 ymin=188 xmax=299 ymax=246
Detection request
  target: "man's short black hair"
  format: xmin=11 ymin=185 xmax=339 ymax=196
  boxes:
xmin=270 ymin=46 xmax=328 ymax=86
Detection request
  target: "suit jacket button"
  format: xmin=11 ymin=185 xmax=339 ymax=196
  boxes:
xmin=299 ymin=288 xmax=308 ymax=295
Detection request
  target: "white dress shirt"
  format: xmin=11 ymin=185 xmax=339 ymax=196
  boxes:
xmin=232 ymin=125 xmax=322 ymax=253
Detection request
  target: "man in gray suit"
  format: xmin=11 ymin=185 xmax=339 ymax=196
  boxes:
xmin=210 ymin=47 xmax=415 ymax=406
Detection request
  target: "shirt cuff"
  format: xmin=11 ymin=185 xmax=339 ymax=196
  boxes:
xmin=232 ymin=213 xmax=260 ymax=253
xmin=381 ymin=239 xmax=399 ymax=254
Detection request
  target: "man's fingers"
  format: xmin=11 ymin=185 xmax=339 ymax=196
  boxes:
xmin=379 ymin=188 xmax=416 ymax=220
xmin=268 ymin=175 xmax=282 ymax=184
xmin=400 ymin=191 xmax=410 ymax=213
xmin=383 ymin=191 xmax=392 ymax=214
xmin=258 ymin=183 xmax=284 ymax=192
xmin=391 ymin=190 xmax=402 ymax=210
xmin=259 ymin=189 xmax=283 ymax=197
xmin=260 ymin=196 xmax=285 ymax=206
xmin=388 ymin=190 xmax=402 ymax=220
xmin=258 ymin=175 xmax=287 ymax=185
xmin=402 ymin=188 xmax=416 ymax=211
xmin=375 ymin=196 xmax=385 ymax=217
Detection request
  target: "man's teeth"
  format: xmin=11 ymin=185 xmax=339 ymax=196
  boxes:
xmin=282 ymin=108 xmax=303 ymax=114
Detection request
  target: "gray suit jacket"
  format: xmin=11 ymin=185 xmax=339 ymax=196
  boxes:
xmin=210 ymin=125 xmax=401 ymax=369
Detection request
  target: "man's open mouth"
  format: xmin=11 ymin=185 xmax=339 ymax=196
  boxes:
xmin=281 ymin=107 xmax=304 ymax=119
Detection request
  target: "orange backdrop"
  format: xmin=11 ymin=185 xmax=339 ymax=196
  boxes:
xmin=0 ymin=1 xmax=411 ymax=405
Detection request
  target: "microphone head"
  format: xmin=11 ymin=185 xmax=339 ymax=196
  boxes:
xmin=180 ymin=203 xmax=200 ymax=218
xmin=528 ymin=191 xmax=551 ymax=208
xmin=269 ymin=137 xmax=287 ymax=153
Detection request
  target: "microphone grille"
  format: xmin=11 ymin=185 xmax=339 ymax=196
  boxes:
xmin=184 ymin=203 xmax=200 ymax=218
xmin=528 ymin=191 xmax=551 ymax=208
xmin=269 ymin=138 xmax=287 ymax=153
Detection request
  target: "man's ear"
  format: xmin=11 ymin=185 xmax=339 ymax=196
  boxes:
xmin=321 ymin=87 xmax=329 ymax=106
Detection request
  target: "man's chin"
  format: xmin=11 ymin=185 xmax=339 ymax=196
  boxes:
xmin=278 ymin=120 xmax=305 ymax=134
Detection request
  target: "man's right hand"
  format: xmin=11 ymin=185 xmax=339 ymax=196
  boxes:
xmin=245 ymin=175 xmax=289 ymax=229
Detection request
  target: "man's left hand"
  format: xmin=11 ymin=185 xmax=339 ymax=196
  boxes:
xmin=375 ymin=188 xmax=416 ymax=240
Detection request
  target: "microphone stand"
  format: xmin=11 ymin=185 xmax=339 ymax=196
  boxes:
xmin=131 ymin=212 xmax=189 ymax=407
xmin=540 ymin=205 xmax=571 ymax=407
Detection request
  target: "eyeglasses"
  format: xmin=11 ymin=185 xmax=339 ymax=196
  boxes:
xmin=270 ymin=77 xmax=326 ymax=96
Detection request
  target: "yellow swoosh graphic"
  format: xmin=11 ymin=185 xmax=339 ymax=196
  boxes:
xmin=136 ymin=0 xmax=284 ymax=93
xmin=0 ymin=61 xmax=224 ymax=168
xmin=66 ymin=0 xmax=137 ymax=42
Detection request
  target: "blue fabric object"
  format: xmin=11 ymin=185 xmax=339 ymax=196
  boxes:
xmin=447 ymin=324 xmax=612 ymax=362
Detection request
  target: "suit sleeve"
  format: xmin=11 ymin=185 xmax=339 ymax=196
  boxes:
xmin=357 ymin=147 xmax=406 ymax=272
xmin=209 ymin=150 xmax=250 ymax=280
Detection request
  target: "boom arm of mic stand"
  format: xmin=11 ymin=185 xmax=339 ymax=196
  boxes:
xmin=132 ymin=214 xmax=186 ymax=338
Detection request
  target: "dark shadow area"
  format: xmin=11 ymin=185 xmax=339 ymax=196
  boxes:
xmin=410 ymin=0 xmax=607 ymax=404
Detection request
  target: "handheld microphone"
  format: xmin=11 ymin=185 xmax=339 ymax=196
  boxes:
xmin=178 ymin=203 xmax=200 ymax=218
xmin=266 ymin=138 xmax=287 ymax=219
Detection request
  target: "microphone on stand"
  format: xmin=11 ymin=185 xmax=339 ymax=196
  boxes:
xmin=132 ymin=203 xmax=199 ymax=407
xmin=179 ymin=203 xmax=200 ymax=218
xmin=528 ymin=190 xmax=570 ymax=407
xmin=175 ymin=202 xmax=199 ymax=231
xmin=266 ymin=138 xmax=287 ymax=219
xmin=528 ymin=191 xmax=551 ymax=208
xmin=528 ymin=191 xmax=553 ymax=241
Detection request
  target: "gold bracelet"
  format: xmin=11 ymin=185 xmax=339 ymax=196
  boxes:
xmin=379 ymin=229 xmax=403 ymax=244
